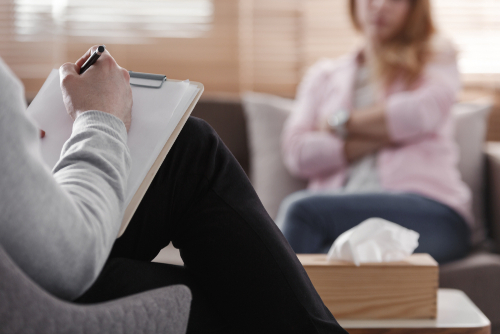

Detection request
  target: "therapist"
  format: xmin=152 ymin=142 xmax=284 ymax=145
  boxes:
xmin=0 ymin=46 xmax=347 ymax=334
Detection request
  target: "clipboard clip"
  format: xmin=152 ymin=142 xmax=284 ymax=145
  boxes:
xmin=129 ymin=71 xmax=167 ymax=89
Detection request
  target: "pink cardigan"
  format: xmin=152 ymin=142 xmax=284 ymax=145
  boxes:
xmin=282 ymin=50 xmax=473 ymax=226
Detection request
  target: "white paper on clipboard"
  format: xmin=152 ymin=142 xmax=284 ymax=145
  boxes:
xmin=26 ymin=69 xmax=203 ymax=234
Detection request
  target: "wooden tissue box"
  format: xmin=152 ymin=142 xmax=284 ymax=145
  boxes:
xmin=298 ymin=253 xmax=438 ymax=319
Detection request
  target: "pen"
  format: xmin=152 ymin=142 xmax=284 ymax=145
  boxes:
xmin=79 ymin=45 xmax=106 ymax=74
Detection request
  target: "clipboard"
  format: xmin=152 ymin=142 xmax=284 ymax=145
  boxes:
xmin=118 ymin=72 xmax=204 ymax=237
xmin=129 ymin=71 xmax=167 ymax=89
xmin=26 ymin=70 xmax=204 ymax=239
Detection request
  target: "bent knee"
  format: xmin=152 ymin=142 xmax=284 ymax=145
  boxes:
xmin=176 ymin=116 xmax=222 ymax=151
xmin=182 ymin=117 xmax=218 ymax=139
xmin=283 ymin=197 xmax=319 ymax=228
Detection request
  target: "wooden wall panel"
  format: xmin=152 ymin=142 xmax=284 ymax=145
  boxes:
xmin=65 ymin=0 xmax=240 ymax=94
xmin=0 ymin=0 xmax=240 ymax=99
xmin=239 ymin=0 xmax=301 ymax=97
xmin=301 ymin=0 xmax=360 ymax=70
xmin=1 ymin=0 xmax=500 ymax=143
xmin=238 ymin=0 xmax=360 ymax=97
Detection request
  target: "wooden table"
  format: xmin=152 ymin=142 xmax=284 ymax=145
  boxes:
xmin=338 ymin=289 xmax=490 ymax=334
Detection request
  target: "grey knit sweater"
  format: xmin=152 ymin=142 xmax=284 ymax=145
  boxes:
xmin=0 ymin=58 xmax=131 ymax=300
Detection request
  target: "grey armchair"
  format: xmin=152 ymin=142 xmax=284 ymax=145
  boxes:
xmin=0 ymin=245 xmax=191 ymax=334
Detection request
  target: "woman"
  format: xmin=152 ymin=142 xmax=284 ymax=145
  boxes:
xmin=0 ymin=47 xmax=347 ymax=333
xmin=279 ymin=0 xmax=472 ymax=264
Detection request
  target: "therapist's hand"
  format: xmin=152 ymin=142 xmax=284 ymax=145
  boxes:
xmin=59 ymin=45 xmax=133 ymax=131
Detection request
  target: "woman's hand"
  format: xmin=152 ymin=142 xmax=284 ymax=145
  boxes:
xmin=346 ymin=105 xmax=391 ymax=141
xmin=344 ymin=137 xmax=392 ymax=163
xmin=59 ymin=45 xmax=133 ymax=131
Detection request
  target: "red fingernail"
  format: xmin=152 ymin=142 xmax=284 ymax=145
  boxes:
xmin=40 ymin=130 xmax=46 ymax=138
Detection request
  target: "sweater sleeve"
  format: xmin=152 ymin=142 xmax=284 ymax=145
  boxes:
xmin=385 ymin=51 xmax=460 ymax=143
xmin=0 ymin=59 xmax=131 ymax=300
xmin=282 ymin=59 xmax=347 ymax=179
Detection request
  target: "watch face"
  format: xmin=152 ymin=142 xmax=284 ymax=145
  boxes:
xmin=328 ymin=111 xmax=346 ymax=127
xmin=333 ymin=110 xmax=349 ymax=125
xmin=328 ymin=113 xmax=340 ymax=127
xmin=327 ymin=110 xmax=349 ymax=138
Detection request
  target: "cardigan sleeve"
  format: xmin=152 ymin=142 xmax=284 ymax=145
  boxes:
xmin=385 ymin=50 xmax=460 ymax=143
xmin=282 ymin=60 xmax=347 ymax=179
xmin=0 ymin=58 xmax=131 ymax=301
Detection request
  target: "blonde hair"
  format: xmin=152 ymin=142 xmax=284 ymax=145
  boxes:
xmin=349 ymin=0 xmax=436 ymax=87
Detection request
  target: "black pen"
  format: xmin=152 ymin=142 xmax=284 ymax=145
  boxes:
xmin=80 ymin=45 xmax=106 ymax=74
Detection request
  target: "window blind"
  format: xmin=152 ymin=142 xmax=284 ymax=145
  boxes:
xmin=14 ymin=0 xmax=214 ymax=42
xmin=0 ymin=0 xmax=241 ymax=99
xmin=239 ymin=0 xmax=360 ymax=97
xmin=1 ymin=0 xmax=499 ymax=100
xmin=240 ymin=0 xmax=500 ymax=96
xmin=301 ymin=0 xmax=360 ymax=70
xmin=433 ymin=0 xmax=500 ymax=78
xmin=239 ymin=0 xmax=301 ymax=97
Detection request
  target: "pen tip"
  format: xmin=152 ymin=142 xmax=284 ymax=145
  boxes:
xmin=98 ymin=45 xmax=105 ymax=53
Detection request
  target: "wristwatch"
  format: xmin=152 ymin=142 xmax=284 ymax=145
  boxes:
xmin=327 ymin=110 xmax=350 ymax=139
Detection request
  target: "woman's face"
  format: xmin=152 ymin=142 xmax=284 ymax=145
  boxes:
xmin=355 ymin=0 xmax=411 ymax=42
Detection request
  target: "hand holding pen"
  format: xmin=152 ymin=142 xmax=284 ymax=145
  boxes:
xmin=41 ymin=45 xmax=115 ymax=138
xmin=58 ymin=45 xmax=133 ymax=131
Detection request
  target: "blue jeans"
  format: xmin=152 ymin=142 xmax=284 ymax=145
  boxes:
xmin=277 ymin=191 xmax=471 ymax=264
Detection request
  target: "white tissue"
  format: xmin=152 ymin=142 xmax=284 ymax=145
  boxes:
xmin=326 ymin=218 xmax=420 ymax=266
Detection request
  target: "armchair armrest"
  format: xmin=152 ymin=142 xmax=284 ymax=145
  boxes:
xmin=0 ymin=244 xmax=191 ymax=334
xmin=485 ymin=142 xmax=500 ymax=252
xmin=72 ymin=285 xmax=192 ymax=334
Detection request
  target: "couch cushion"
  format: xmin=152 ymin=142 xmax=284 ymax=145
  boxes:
xmin=242 ymin=92 xmax=491 ymax=238
xmin=242 ymin=92 xmax=307 ymax=219
xmin=453 ymin=102 xmax=492 ymax=244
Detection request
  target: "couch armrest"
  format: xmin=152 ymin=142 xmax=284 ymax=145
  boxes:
xmin=440 ymin=252 xmax=500 ymax=327
xmin=0 ymin=244 xmax=191 ymax=334
xmin=485 ymin=142 xmax=500 ymax=251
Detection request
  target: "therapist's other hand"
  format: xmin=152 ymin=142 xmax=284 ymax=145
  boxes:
xmin=59 ymin=45 xmax=132 ymax=131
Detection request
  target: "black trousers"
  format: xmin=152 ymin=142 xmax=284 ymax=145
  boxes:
xmin=76 ymin=117 xmax=347 ymax=334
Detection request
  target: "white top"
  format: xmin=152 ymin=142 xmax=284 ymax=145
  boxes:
xmin=339 ymin=289 xmax=490 ymax=329
xmin=344 ymin=64 xmax=384 ymax=193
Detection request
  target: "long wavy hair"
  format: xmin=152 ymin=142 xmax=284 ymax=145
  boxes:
xmin=349 ymin=0 xmax=436 ymax=88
